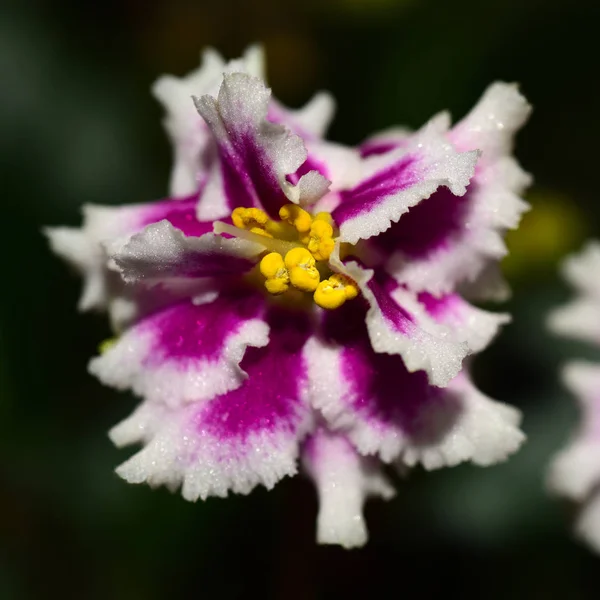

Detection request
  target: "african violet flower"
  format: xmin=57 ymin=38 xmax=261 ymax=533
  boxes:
xmin=548 ymin=242 xmax=600 ymax=552
xmin=47 ymin=47 xmax=530 ymax=548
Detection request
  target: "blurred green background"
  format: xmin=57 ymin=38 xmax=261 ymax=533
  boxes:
xmin=2 ymin=0 xmax=600 ymax=598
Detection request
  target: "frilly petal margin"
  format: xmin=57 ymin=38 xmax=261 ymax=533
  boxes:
xmin=194 ymin=73 xmax=330 ymax=219
xmin=418 ymin=292 xmax=510 ymax=353
xmin=330 ymin=245 xmax=468 ymax=387
xmin=302 ymin=428 xmax=395 ymax=549
xmin=304 ymin=325 xmax=524 ymax=467
xmin=367 ymin=82 xmax=531 ymax=296
xmin=44 ymin=226 xmax=107 ymax=311
xmin=153 ymin=46 xmax=265 ymax=197
xmin=112 ymin=309 xmax=313 ymax=500
xmin=45 ymin=195 xmax=212 ymax=313
xmin=331 ymin=115 xmax=479 ymax=245
xmin=110 ymin=220 xmax=264 ymax=283
xmin=89 ymin=290 xmax=269 ymax=407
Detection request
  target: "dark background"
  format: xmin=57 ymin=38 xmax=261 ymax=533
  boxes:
xmin=2 ymin=0 xmax=600 ymax=598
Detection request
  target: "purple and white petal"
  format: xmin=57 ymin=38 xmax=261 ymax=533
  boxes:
xmin=89 ymin=291 xmax=268 ymax=407
xmin=381 ymin=158 xmax=529 ymax=296
xmin=109 ymin=399 xmax=174 ymax=448
xmin=302 ymin=428 xmax=395 ymax=548
xmin=418 ymin=292 xmax=510 ymax=352
xmin=359 ymin=126 xmax=412 ymax=158
xmin=268 ymin=91 xmax=336 ymax=140
xmin=113 ymin=310 xmax=313 ymax=499
xmin=331 ymin=116 xmax=478 ymax=244
xmin=45 ymin=226 xmax=107 ymax=311
xmin=194 ymin=73 xmax=329 ymax=218
xmin=46 ymin=195 xmax=212 ymax=311
xmin=111 ymin=220 xmax=263 ymax=283
xmin=450 ymin=82 xmax=532 ymax=161
xmin=330 ymin=247 xmax=468 ymax=386
xmin=376 ymin=84 xmax=530 ymax=295
xmin=305 ymin=325 xmax=523 ymax=466
xmin=458 ymin=261 xmax=512 ymax=303
xmin=302 ymin=141 xmax=362 ymax=200
xmin=153 ymin=46 xmax=265 ymax=197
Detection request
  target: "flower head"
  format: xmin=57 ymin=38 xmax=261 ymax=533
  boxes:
xmin=548 ymin=242 xmax=600 ymax=552
xmin=48 ymin=47 xmax=530 ymax=548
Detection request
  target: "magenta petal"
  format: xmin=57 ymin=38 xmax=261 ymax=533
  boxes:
xmin=114 ymin=308 xmax=313 ymax=499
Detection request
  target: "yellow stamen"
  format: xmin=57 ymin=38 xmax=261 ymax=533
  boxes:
xmin=308 ymin=219 xmax=335 ymax=261
xmin=213 ymin=221 xmax=299 ymax=255
xmin=224 ymin=206 xmax=356 ymax=308
xmin=284 ymin=247 xmax=320 ymax=292
xmin=260 ymin=252 xmax=289 ymax=295
xmin=231 ymin=207 xmax=269 ymax=230
xmin=314 ymin=273 xmax=359 ymax=309
xmin=279 ymin=204 xmax=312 ymax=234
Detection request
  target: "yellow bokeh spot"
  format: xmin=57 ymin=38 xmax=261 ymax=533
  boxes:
xmin=314 ymin=274 xmax=359 ymax=309
xmin=279 ymin=204 xmax=312 ymax=234
xmin=98 ymin=337 xmax=118 ymax=354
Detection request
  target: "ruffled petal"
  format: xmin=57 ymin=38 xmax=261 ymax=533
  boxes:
xmin=112 ymin=309 xmax=313 ymax=499
xmin=45 ymin=226 xmax=107 ymax=311
xmin=111 ymin=220 xmax=263 ymax=283
xmin=153 ymin=46 xmax=265 ymax=197
xmin=330 ymin=249 xmax=468 ymax=386
xmin=194 ymin=73 xmax=329 ymax=219
xmin=331 ymin=116 xmax=478 ymax=244
xmin=302 ymin=428 xmax=394 ymax=548
xmin=89 ymin=290 xmax=269 ymax=407
xmin=45 ymin=195 xmax=212 ymax=312
xmin=268 ymin=91 xmax=336 ymax=140
xmin=450 ymin=82 xmax=532 ymax=160
xmin=381 ymin=159 xmax=529 ymax=295
xmin=418 ymin=292 xmax=510 ymax=353
xmin=305 ymin=323 xmax=524 ymax=467
xmin=372 ymin=83 xmax=531 ymax=295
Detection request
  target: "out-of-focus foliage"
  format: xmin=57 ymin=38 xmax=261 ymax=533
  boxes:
xmin=1 ymin=0 xmax=599 ymax=598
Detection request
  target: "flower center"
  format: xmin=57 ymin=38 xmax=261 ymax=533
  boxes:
xmin=214 ymin=204 xmax=358 ymax=309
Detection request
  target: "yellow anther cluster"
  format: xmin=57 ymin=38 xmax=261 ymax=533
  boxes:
xmin=314 ymin=274 xmax=359 ymax=310
xmin=228 ymin=204 xmax=358 ymax=309
xmin=259 ymin=247 xmax=321 ymax=295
